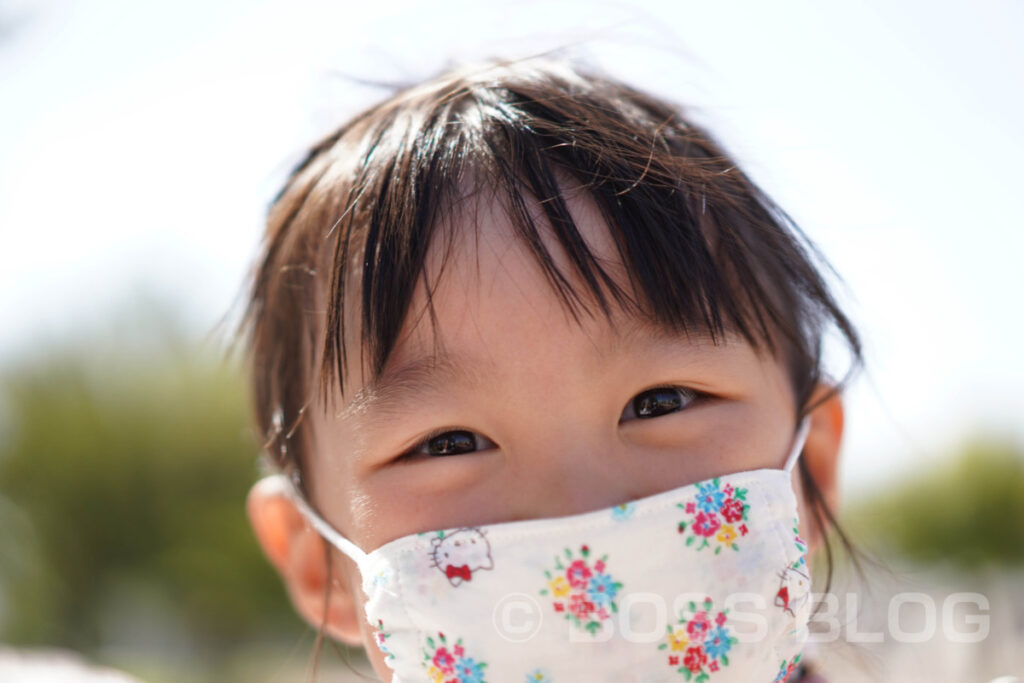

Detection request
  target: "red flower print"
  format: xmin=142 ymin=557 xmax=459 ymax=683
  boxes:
xmin=686 ymin=612 xmax=710 ymax=642
xmin=659 ymin=598 xmax=736 ymax=678
xmin=421 ymin=633 xmax=486 ymax=680
xmin=669 ymin=655 xmax=679 ymax=666
xmin=663 ymin=598 xmax=737 ymax=679
xmin=678 ymin=480 xmax=751 ymax=552
xmin=692 ymin=512 xmax=720 ymax=537
xmin=721 ymin=497 xmax=744 ymax=522
xmin=568 ymin=593 xmax=596 ymax=620
xmin=566 ymin=560 xmax=592 ymax=588
xmin=432 ymin=647 xmax=455 ymax=673
xmin=683 ymin=645 xmax=708 ymax=674
xmin=543 ymin=545 xmax=621 ymax=634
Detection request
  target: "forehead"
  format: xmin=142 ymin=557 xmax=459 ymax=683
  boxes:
xmin=335 ymin=184 xmax=733 ymax=412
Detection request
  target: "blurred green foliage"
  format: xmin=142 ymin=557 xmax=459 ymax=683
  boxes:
xmin=0 ymin=313 xmax=311 ymax=679
xmin=843 ymin=437 xmax=1024 ymax=569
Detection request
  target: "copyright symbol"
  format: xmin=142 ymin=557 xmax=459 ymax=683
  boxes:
xmin=492 ymin=592 xmax=543 ymax=642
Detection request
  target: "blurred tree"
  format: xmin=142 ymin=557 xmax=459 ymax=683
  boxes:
xmin=843 ymin=437 xmax=1024 ymax=570
xmin=0 ymin=309 xmax=308 ymax=678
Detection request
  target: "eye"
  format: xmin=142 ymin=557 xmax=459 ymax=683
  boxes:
xmin=405 ymin=428 xmax=497 ymax=458
xmin=620 ymin=386 xmax=701 ymax=422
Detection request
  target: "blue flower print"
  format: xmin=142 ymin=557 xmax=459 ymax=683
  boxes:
xmin=371 ymin=568 xmax=391 ymax=587
xmin=455 ymin=657 xmax=486 ymax=683
xmin=586 ymin=572 xmax=619 ymax=605
xmin=696 ymin=480 xmax=725 ymax=514
xmin=704 ymin=625 xmax=732 ymax=659
xmin=611 ymin=502 xmax=636 ymax=521
xmin=525 ymin=668 xmax=552 ymax=682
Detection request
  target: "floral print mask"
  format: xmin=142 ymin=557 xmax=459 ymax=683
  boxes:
xmin=264 ymin=420 xmax=813 ymax=683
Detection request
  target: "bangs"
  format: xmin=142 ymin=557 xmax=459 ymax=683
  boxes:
xmin=323 ymin=62 xmax=813 ymax=391
xmin=246 ymin=58 xmax=860 ymax=473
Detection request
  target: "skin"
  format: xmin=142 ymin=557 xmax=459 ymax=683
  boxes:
xmin=247 ymin=188 xmax=845 ymax=681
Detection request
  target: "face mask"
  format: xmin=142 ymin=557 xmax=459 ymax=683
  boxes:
xmin=263 ymin=419 xmax=813 ymax=683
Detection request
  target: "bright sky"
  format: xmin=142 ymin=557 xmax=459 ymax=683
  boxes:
xmin=1 ymin=0 xmax=1022 ymax=495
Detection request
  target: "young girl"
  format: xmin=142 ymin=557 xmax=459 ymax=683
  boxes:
xmin=240 ymin=57 xmax=859 ymax=682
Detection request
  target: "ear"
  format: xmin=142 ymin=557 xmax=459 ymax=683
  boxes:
xmin=246 ymin=477 xmax=365 ymax=646
xmin=800 ymin=384 xmax=845 ymax=552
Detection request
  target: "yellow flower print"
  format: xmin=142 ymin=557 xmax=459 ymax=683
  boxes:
xmin=717 ymin=524 xmax=737 ymax=545
xmin=669 ymin=627 xmax=689 ymax=652
xmin=548 ymin=575 xmax=571 ymax=598
xmin=427 ymin=665 xmax=445 ymax=682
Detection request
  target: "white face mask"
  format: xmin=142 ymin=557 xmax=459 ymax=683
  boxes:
xmin=262 ymin=420 xmax=813 ymax=683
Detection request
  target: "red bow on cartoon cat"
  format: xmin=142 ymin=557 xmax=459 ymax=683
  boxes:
xmin=446 ymin=564 xmax=472 ymax=581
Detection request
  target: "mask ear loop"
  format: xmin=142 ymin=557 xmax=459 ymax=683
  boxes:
xmin=256 ymin=473 xmax=370 ymax=567
xmin=782 ymin=418 xmax=812 ymax=474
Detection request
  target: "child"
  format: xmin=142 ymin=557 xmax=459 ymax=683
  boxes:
xmin=240 ymin=57 xmax=859 ymax=682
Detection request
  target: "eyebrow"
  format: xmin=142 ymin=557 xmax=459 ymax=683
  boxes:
xmin=342 ymin=318 xmax=724 ymax=428
xmin=603 ymin=318 xmax=721 ymax=358
xmin=342 ymin=351 xmax=483 ymax=426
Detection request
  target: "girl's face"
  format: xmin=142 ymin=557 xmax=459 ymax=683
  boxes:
xmin=248 ymin=189 xmax=843 ymax=681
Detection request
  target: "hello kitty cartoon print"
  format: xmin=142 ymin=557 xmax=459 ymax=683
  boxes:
xmin=774 ymin=557 xmax=810 ymax=618
xmin=775 ymin=517 xmax=811 ymax=619
xmin=429 ymin=527 xmax=494 ymax=586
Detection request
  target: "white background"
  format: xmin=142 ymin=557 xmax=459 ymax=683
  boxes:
xmin=1 ymin=0 xmax=1022 ymax=495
